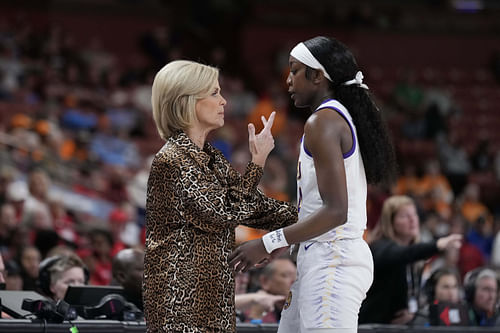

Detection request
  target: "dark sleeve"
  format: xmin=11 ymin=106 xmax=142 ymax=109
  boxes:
xmin=371 ymin=238 xmax=439 ymax=269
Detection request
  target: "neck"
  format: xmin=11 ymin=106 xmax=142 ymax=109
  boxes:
xmin=186 ymin=127 xmax=209 ymax=149
xmin=310 ymin=92 xmax=335 ymax=112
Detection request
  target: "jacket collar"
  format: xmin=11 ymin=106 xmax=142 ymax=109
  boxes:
xmin=170 ymin=131 xmax=213 ymax=169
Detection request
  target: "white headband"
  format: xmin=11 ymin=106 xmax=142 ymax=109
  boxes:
xmin=290 ymin=42 xmax=369 ymax=90
xmin=290 ymin=42 xmax=332 ymax=81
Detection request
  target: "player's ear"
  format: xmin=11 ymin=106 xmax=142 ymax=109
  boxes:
xmin=312 ymin=69 xmax=325 ymax=84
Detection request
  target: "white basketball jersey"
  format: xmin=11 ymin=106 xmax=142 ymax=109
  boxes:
xmin=297 ymin=99 xmax=367 ymax=241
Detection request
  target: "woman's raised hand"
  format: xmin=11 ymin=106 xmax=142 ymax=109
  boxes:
xmin=436 ymin=234 xmax=463 ymax=251
xmin=248 ymin=111 xmax=276 ymax=167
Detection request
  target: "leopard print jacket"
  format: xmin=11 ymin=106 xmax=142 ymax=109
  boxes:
xmin=143 ymin=131 xmax=298 ymax=332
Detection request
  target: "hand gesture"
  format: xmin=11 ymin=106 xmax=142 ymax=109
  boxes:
xmin=252 ymin=291 xmax=286 ymax=313
xmin=436 ymin=234 xmax=462 ymax=251
xmin=248 ymin=111 xmax=276 ymax=167
xmin=229 ymin=238 xmax=269 ymax=273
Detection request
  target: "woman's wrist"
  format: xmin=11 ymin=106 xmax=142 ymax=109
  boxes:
xmin=251 ymin=156 xmax=266 ymax=168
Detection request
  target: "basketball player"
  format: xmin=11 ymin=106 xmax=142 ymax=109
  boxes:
xmin=230 ymin=36 xmax=397 ymax=332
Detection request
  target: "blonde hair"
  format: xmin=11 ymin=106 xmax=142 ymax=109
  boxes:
xmin=377 ymin=195 xmax=419 ymax=244
xmin=49 ymin=254 xmax=87 ymax=287
xmin=151 ymin=60 xmax=219 ymax=140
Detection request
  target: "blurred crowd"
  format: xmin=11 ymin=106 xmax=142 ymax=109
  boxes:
xmin=1 ymin=6 xmax=500 ymax=327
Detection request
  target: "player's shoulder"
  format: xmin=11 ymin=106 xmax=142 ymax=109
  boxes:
xmin=305 ymin=108 xmax=347 ymax=134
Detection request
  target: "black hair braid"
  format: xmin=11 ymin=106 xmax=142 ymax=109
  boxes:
xmin=304 ymin=36 xmax=397 ymax=185
xmin=336 ymin=85 xmax=397 ymax=185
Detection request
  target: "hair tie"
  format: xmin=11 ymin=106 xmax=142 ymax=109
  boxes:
xmin=343 ymin=71 xmax=369 ymax=90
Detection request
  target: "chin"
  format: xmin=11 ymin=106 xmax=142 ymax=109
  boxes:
xmin=293 ymin=99 xmax=308 ymax=108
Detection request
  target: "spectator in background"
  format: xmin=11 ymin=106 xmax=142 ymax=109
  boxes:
xmin=260 ymin=154 xmax=290 ymax=202
xmin=458 ymin=182 xmax=494 ymax=260
xmin=465 ymin=215 xmax=494 ymax=263
xmin=3 ymin=259 xmax=23 ymax=290
xmin=437 ymin=131 xmax=471 ymax=196
xmin=0 ymin=166 xmax=16 ymax=206
xmin=235 ymin=293 xmax=285 ymax=324
xmin=393 ymin=163 xmax=420 ymax=197
xmin=88 ymin=228 xmax=114 ymax=285
xmin=111 ymin=248 xmax=144 ymax=311
xmin=37 ymin=254 xmax=88 ymax=301
xmin=49 ymin=198 xmax=78 ymax=246
xmin=471 ymin=139 xmax=493 ymax=172
xmin=464 ymin=267 xmax=499 ymax=326
xmin=359 ymin=195 xmax=462 ymax=325
xmin=0 ymin=203 xmax=17 ymax=252
xmin=34 ymin=229 xmax=61 ymax=259
xmin=243 ymin=256 xmax=296 ymax=323
xmin=449 ymin=214 xmax=486 ymax=280
xmin=22 ymin=169 xmax=52 ymax=230
xmin=414 ymin=267 xmax=464 ymax=326
xmin=418 ymin=159 xmax=454 ymax=220
xmin=5 ymin=180 xmax=28 ymax=225
xmin=392 ymin=68 xmax=424 ymax=113
xmin=427 ymin=268 xmax=462 ymax=303
xmin=107 ymin=207 xmax=130 ymax=256
xmin=17 ymin=245 xmax=41 ymax=291
xmin=233 ymin=270 xmax=288 ymax=323
xmin=101 ymin=166 xmax=130 ymax=204
xmin=459 ymin=182 xmax=492 ymax=227
xmin=127 ymin=155 xmax=154 ymax=213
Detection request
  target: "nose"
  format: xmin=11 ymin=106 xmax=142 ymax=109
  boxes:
xmin=286 ymin=72 xmax=292 ymax=85
xmin=220 ymin=94 xmax=227 ymax=106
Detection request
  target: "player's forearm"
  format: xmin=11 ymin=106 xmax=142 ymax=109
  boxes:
xmin=283 ymin=206 xmax=346 ymax=244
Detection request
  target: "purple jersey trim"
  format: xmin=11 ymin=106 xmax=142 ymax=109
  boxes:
xmin=319 ymin=106 xmax=356 ymax=158
xmin=301 ymin=135 xmax=313 ymax=158
xmin=304 ymin=101 xmax=356 ymax=159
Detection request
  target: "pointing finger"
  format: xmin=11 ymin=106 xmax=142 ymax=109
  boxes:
xmin=261 ymin=115 xmax=268 ymax=127
xmin=264 ymin=111 xmax=276 ymax=132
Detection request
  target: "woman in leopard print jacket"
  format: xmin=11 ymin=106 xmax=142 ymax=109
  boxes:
xmin=144 ymin=60 xmax=298 ymax=332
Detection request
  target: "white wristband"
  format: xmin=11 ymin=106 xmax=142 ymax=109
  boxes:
xmin=262 ymin=228 xmax=289 ymax=254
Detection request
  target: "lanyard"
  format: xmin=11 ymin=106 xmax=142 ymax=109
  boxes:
xmin=406 ymin=264 xmax=419 ymax=313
